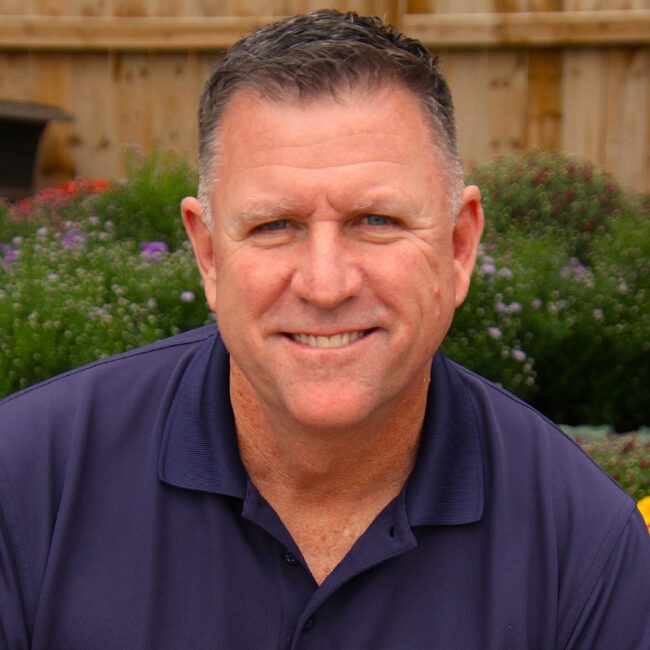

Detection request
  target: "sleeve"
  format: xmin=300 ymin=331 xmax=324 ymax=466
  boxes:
xmin=561 ymin=506 xmax=650 ymax=650
xmin=0 ymin=493 xmax=29 ymax=649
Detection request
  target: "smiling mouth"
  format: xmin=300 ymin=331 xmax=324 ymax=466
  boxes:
xmin=288 ymin=330 xmax=372 ymax=348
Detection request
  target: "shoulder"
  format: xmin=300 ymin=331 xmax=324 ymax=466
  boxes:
xmin=444 ymin=357 xmax=648 ymax=645
xmin=448 ymin=357 xmax=630 ymax=504
xmin=0 ymin=325 xmax=215 ymax=418
xmin=0 ymin=326 xmax=219 ymax=630
xmin=0 ymin=325 xmax=217 ymax=484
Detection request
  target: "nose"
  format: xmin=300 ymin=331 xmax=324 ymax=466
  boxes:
xmin=290 ymin=222 xmax=363 ymax=308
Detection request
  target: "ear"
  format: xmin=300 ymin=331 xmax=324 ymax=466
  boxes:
xmin=452 ymin=185 xmax=484 ymax=307
xmin=181 ymin=196 xmax=218 ymax=313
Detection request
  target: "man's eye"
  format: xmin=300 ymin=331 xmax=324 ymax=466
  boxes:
xmin=362 ymin=215 xmax=395 ymax=226
xmin=258 ymin=220 xmax=289 ymax=232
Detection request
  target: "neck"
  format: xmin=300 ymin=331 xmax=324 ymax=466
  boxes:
xmin=230 ymin=361 xmax=426 ymax=506
xmin=230 ymin=361 xmax=428 ymax=583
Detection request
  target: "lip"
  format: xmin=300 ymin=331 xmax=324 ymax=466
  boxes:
xmin=285 ymin=329 xmax=375 ymax=349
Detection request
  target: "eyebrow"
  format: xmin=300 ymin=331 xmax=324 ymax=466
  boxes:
xmin=349 ymin=195 xmax=418 ymax=220
xmin=233 ymin=192 xmax=419 ymax=225
xmin=234 ymin=201 xmax=300 ymax=226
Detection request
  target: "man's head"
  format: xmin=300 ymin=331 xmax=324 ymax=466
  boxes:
xmin=197 ymin=9 xmax=464 ymax=227
xmin=182 ymin=11 xmax=483 ymax=434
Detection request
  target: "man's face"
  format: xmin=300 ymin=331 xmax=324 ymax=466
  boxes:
xmin=183 ymin=84 xmax=482 ymax=431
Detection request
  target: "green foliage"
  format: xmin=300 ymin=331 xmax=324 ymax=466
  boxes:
xmin=444 ymin=150 xmax=649 ymax=431
xmin=92 ymin=147 xmax=197 ymax=249
xmin=469 ymin=149 xmax=639 ymax=262
xmin=0 ymin=218 xmax=211 ymax=396
xmin=0 ymin=200 xmax=9 ymax=238
xmin=0 ymin=149 xmax=206 ymax=398
xmin=0 ymin=179 xmax=110 ymax=242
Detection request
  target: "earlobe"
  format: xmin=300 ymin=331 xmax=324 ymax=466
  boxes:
xmin=453 ymin=185 xmax=484 ymax=307
xmin=181 ymin=196 xmax=218 ymax=310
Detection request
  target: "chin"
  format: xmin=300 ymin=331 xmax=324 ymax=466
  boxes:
xmin=281 ymin=391 xmax=383 ymax=433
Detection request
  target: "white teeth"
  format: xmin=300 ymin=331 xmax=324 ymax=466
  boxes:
xmin=291 ymin=331 xmax=366 ymax=348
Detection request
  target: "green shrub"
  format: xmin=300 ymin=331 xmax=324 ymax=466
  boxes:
xmin=0 ymin=179 xmax=110 ymax=242
xmin=92 ymin=146 xmax=197 ymax=250
xmin=444 ymin=151 xmax=649 ymax=431
xmin=0 ymin=217 xmax=211 ymax=397
xmin=0 ymin=146 xmax=196 ymax=250
xmin=469 ymin=149 xmax=639 ymax=262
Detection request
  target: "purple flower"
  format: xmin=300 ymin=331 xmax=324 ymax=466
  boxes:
xmin=180 ymin=291 xmax=196 ymax=303
xmin=511 ymin=348 xmax=527 ymax=362
xmin=487 ymin=326 xmax=503 ymax=340
xmin=561 ymin=257 xmax=587 ymax=281
xmin=0 ymin=243 xmax=17 ymax=265
xmin=480 ymin=262 xmax=496 ymax=275
xmin=140 ymin=241 xmax=169 ymax=260
xmin=62 ymin=228 xmax=88 ymax=248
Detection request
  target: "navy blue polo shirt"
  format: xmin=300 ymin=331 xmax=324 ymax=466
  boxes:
xmin=0 ymin=326 xmax=648 ymax=648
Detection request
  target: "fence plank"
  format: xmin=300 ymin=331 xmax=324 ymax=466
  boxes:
xmin=525 ymin=51 xmax=563 ymax=152
xmin=1 ymin=5 xmax=649 ymax=193
xmin=561 ymin=50 xmax=608 ymax=166
xmin=403 ymin=10 xmax=650 ymax=48
xmin=2 ymin=11 xmax=650 ymax=51
xmin=440 ymin=50 xmax=529 ymax=172
xmin=603 ymin=50 xmax=649 ymax=190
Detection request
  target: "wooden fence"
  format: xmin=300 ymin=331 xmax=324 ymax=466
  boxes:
xmin=1 ymin=1 xmax=649 ymax=195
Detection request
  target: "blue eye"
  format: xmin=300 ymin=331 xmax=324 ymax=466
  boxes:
xmin=364 ymin=215 xmax=393 ymax=226
xmin=260 ymin=220 xmax=289 ymax=231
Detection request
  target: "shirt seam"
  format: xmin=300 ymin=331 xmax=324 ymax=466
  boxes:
xmin=0 ymin=328 xmax=215 ymax=407
xmin=0 ymin=451 xmax=34 ymax=633
xmin=555 ymin=501 xmax=638 ymax=649
xmin=450 ymin=360 xmax=633 ymax=497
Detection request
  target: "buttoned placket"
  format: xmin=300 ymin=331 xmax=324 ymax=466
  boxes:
xmin=239 ymin=478 xmax=418 ymax=649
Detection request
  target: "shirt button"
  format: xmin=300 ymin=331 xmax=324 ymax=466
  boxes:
xmin=302 ymin=617 xmax=314 ymax=633
xmin=284 ymin=551 xmax=298 ymax=565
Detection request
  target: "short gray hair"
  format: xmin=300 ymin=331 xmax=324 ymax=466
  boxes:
xmin=197 ymin=9 xmax=464 ymax=227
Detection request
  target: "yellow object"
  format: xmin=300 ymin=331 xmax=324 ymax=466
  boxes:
xmin=638 ymin=497 xmax=650 ymax=534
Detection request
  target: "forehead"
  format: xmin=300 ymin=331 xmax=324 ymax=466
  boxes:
xmin=206 ymin=83 xmax=448 ymax=219
xmin=216 ymin=83 xmax=436 ymax=167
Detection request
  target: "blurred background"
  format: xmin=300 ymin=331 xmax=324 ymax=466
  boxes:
xmin=1 ymin=0 xmax=649 ymax=196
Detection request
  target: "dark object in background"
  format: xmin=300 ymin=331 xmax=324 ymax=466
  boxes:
xmin=0 ymin=100 xmax=73 ymax=201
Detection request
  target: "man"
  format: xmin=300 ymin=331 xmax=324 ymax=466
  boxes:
xmin=0 ymin=10 xmax=648 ymax=649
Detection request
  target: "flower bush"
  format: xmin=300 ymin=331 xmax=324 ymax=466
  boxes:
xmin=444 ymin=151 xmax=649 ymax=432
xmin=0 ymin=218 xmax=211 ymax=396
xmin=91 ymin=147 xmax=196 ymax=250
xmin=468 ymin=150 xmax=637 ymax=262
xmin=0 ymin=179 xmax=109 ymax=242
xmin=0 ymin=149 xmax=209 ymax=396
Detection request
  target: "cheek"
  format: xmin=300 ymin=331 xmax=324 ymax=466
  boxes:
xmin=378 ymin=243 xmax=453 ymax=310
xmin=214 ymin=250 xmax=290 ymax=317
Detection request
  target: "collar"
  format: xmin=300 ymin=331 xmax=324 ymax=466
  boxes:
xmin=159 ymin=330 xmax=248 ymax=498
xmin=404 ymin=353 xmax=484 ymax=526
xmin=159 ymin=331 xmax=484 ymax=526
